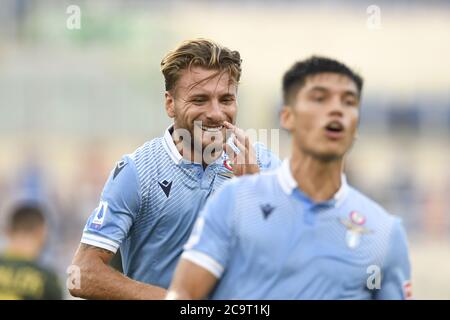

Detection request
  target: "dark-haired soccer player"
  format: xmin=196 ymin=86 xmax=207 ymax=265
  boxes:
xmin=69 ymin=39 xmax=280 ymax=300
xmin=168 ymin=56 xmax=412 ymax=300
xmin=0 ymin=204 xmax=63 ymax=300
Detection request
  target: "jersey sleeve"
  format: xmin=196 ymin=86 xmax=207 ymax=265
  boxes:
xmin=181 ymin=181 xmax=237 ymax=279
xmin=374 ymin=218 xmax=412 ymax=300
xmin=254 ymin=142 xmax=282 ymax=171
xmin=80 ymin=155 xmax=141 ymax=254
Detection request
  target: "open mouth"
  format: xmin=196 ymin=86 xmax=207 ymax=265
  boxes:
xmin=324 ymin=120 xmax=345 ymax=138
xmin=325 ymin=121 xmax=344 ymax=132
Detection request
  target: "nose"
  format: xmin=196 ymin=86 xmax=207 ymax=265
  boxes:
xmin=328 ymin=96 xmax=344 ymax=118
xmin=206 ymin=99 xmax=224 ymax=122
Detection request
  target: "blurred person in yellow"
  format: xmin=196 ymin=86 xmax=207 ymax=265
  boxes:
xmin=69 ymin=39 xmax=280 ymax=299
xmin=0 ymin=204 xmax=63 ymax=300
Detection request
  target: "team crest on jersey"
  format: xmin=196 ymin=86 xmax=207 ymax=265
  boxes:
xmin=218 ymin=160 xmax=235 ymax=179
xmin=90 ymin=201 xmax=108 ymax=230
xmin=339 ymin=211 xmax=372 ymax=249
xmin=350 ymin=211 xmax=366 ymax=225
xmin=223 ymin=159 xmax=234 ymax=171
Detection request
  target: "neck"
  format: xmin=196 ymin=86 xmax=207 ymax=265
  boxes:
xmin=5 ymin=236 xmax=41 ymax=261
xmin=290 ymin=147 xmax=344 ymax=203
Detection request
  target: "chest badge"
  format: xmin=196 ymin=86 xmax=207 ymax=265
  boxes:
xmin=339 ymin=211 xmax=373 ymax=249
xmin=218 ymin=160 xmax=235 ymax=179
xmin=223 ymin=159 xmax=234 ymax=171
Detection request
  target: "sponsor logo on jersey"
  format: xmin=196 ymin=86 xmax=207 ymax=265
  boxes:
xmin=90 ymin=201 xmax=108 ymax=230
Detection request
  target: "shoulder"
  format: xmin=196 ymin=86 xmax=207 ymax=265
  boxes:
xmin=219 ymin=170 xmax=278 ymax=198
xmin=36 ymin=264 xmax=63 ymax=299
xmin=35 ymin=262 xmax=60 ymax=281
xmin=341 ymin=186 xmax=409 ymax=264
xmin=345 ymin=186 xmax=403 ymax=237
xmin=16 ymin=259 xmax=59 ymax=283
xmin=130 ymin=137 xmax=165 ymax=168
xmin=347 ymin=187 xmax=394 ymax=220
xmin=101 ymin=139 xmax=166 ymax=200
xmin=253 ymin=142 xmax=281 ymax=170
xmin=122 ymin=137 xmax=169 ymax=180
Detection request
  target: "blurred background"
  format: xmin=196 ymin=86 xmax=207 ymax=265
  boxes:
xmin=0 ymin=0 xmax=449 ymax=299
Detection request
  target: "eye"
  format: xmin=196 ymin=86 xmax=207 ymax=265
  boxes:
xmin=344 ymin=97 xmax=358 ymax=107
xmin=191 ymin=98 xmax=207 ymax=106
xmin=221 ymin=97 xmax=235 ymax=105
xmin=312 ymin=95 xmax=326 ymax=103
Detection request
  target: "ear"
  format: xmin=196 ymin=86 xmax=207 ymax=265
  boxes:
xmin=165 ymin=91 xmax=176 ymax=118
xmin=280 ymin=106 xmax=294 ymax=131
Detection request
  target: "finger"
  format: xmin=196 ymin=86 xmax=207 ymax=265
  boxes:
xmin=233 ymin=137 xmax=247 ymax=165
xmin=224 ymin=121 xmax=246 ymax=144
xmin=233 ymin=126 xmax=247 ymax=145
xmin=224 ymin=143 xmax=237 ymax=163
xmin=222 ymin=121 xmax=235 ymax=132
xmin=233 ymin=136 xmax=246 ymax=152
xmin=223 ymin=122 xmax=237 ymax=145
xmin=234 ymin=136 xmax=257 ymax=166
xmin=244 ymin=135 xmax=251 ymax=165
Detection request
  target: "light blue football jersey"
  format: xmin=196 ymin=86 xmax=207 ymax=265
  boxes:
xmin=182 ymin=159 xmax=412 ymax=299
xmin=80 ymin=126 xmax=281 ymax=288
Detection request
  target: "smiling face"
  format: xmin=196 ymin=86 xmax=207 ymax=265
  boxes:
xmin=281 ymin=72 xmax=360 ymax=161
xmin=165 ymin=66 xmax=238 ymax=155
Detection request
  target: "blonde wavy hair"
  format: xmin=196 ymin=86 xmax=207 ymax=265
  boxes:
xmin=161 ymin=38 xmax=242 ymax=94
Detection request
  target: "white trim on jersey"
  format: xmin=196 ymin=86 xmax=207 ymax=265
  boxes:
xmin=181 ymin=250 xmax=224 ymax=279
xmin=163 ymin=126 xmax=183 ymax=164
xmin=276 ymin=158 xmax=349 ymax=207
xmin=277 ymin=158 xmax=297 ymax=195
xmin=80 ymin=232 xmax=120 ymax=253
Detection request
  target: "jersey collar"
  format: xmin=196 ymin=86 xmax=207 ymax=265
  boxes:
xmin=163 ymin=125 xmax=183 ymax=164
xmin=276 ymin=158 xmax=349 ymax=208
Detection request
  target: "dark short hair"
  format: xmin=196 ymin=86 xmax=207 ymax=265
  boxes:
xmin=282 ymin=56 xmax=363 ymax=105
xmin=8 ymin=204 xmax=46 ymax=233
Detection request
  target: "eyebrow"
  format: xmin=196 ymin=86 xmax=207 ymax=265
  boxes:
xmin=187 ymin=92 xmax=236 ymax=99
xmin=308 ymin=86 xmax=358 ymax=97
xmin=219 ymin=93 xmax=236 ymax=98
xmin=187 ymin=94 xmax=209 ymax=99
